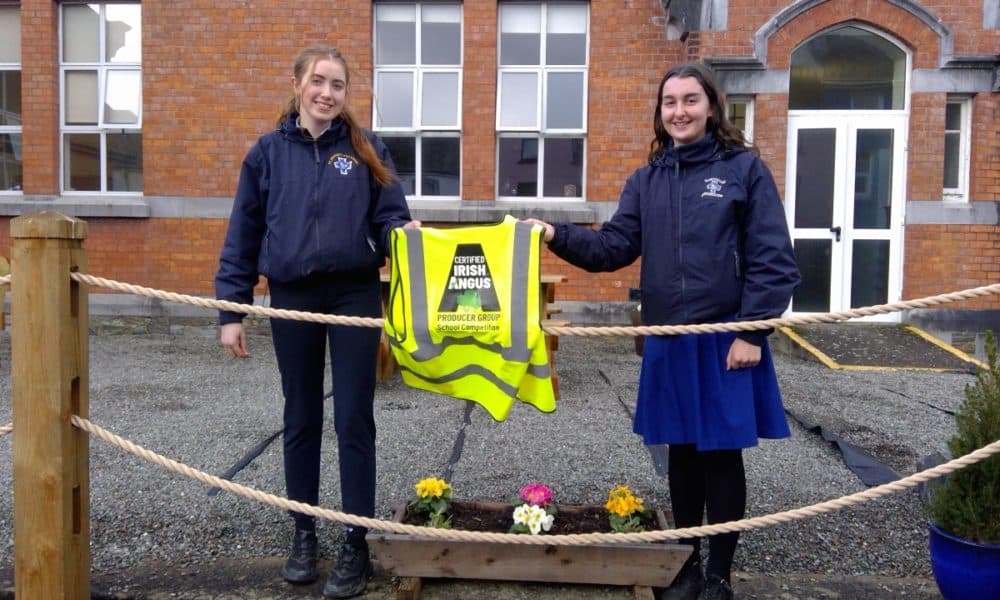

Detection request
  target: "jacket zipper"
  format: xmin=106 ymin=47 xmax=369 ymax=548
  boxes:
xmin=313 ymin=142 xmax=321 ymax=255
xmin=675 ymin=161 xmax=686 ymax=321
xmin=734 ymin=250 xmax=741 ymax=278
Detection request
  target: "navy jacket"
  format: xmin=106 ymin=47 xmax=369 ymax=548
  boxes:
xmin=215 ymin=114 xmax=412 ymax=324
xmin=548 ymin=133 xmax=800 ymax=344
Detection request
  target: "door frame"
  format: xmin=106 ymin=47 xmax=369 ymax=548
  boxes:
xmin=784 ymin=111 xmax=908 ymax=321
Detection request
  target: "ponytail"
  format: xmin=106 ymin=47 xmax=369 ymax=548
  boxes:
xmin=342 ymin=110 xmax=396 ymax=188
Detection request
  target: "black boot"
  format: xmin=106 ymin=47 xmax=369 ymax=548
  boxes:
xmin=656 ymin=556 xmax=705 ymax=600
xmin=322 ymin=543 xmax=373 ymax=598
xmin=698 ymin=574 xmax=735 ymax=600
xmin=281 ymin=528 xmax=319 ymax=584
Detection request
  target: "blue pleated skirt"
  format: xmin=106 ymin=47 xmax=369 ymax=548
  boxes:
xmin=634 ymin=331 xmax=790 ymax=450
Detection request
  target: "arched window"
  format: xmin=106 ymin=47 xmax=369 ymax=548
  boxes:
xmin=789 ymin=25 xmax=906 ymax=110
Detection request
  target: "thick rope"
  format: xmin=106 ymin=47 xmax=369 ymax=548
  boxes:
xmin=66 ymin=273 xmax=1000 ymax=337
xmin=69 ymin=273 xmax=382 ymax=329
xmin=71 ymin=414 xmax=1000 ymax=545
xmin=0 ymin=422 xmax=11 ymax=437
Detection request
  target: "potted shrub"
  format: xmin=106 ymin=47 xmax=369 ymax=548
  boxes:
xmin=927 ymin=331 xmax=1000 ymax=599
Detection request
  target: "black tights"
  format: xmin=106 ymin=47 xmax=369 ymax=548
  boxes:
xmin=667 ymin=444 xmax=746 ymax=582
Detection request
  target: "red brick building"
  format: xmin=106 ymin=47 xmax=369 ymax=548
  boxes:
xmin=0 ymin=0 xmax=997 ymax=333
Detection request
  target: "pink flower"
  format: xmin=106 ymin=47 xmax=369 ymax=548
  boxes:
xmin=519 ymin=483 xmax=553 ymax=507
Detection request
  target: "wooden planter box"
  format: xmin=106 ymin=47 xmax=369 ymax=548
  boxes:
xmin=367 ymin=500 xmax=692 ymax=592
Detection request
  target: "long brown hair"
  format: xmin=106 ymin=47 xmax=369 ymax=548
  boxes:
xmin=277 ymin=45 xmax=396 ymax=187
xmin=647 ymin=62 xmax=757 ymax=163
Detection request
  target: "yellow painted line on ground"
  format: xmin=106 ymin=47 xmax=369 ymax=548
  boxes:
xmin=827 ymin=364 xmax=958 ymax=373
xmin=904 ymin=325 xmax=986 ymax=371
xmin=778 ymin=325 xmax=973 ymax=373
xmin=778 ymin=326 xmax=843 ymax=369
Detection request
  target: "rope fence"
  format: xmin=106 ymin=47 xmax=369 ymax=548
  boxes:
xmin=66 ymin=272 xmax=1000 ymax=337
xmin=3 ymin=270 xmax=999 ymax=546
xmin=68 ymin=414 xmax=1000 ymax=545
xmin=5 ymin=268 xmax=995 ymax=339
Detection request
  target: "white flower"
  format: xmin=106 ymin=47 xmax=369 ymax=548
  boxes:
xmin=513 ymin=503 xmax=554 ymax=535
xmin=513 ymin=504 xmax=532 ymax=525
xmin=541 ymin=513 xmax=554 ymax=532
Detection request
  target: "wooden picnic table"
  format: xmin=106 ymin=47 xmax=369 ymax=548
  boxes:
xmin=377 ymin=273 xmax=569 ymax=399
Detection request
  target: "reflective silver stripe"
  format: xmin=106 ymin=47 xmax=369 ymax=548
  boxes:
xmin=402 ymin=228 xmax=434 ymax=360
xmin=526 ymin=362 xmax=551 ymax=378
xmin=398 ymin=364 xmax=519 ymax=398
xmin=509 ymin=219 xmax=531 ymax=355
xmin=399 ymin=223 xmax=535 ymax=363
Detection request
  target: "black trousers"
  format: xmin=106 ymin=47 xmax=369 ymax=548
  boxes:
xmin=269 ymin=272 xmax=381 ymax=533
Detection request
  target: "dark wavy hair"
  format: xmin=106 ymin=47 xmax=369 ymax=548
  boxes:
xmin=648 ymin=62 xmax=757 ymax=163
xmin=277 ymin=45 xmax=396 ymax=187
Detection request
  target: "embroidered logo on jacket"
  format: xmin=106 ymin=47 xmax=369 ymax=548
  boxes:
xmin=701 ymin=177 xmax=726 ymax=198
xmin=328 ymin=153 xmax=358 ymax=175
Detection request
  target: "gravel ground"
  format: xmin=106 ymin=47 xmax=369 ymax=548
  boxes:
xmin=0 ymin=318 xmax=972 ymax=598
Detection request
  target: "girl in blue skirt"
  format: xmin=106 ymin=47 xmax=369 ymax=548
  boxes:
xmin=525 ymin=62 xmax=800 ymax=600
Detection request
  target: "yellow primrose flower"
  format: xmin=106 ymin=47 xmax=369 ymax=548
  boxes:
xmin=605 ymin=485 xmax=643 ymax=517
xmin=415 ymin=477 xmax=451 ymax=499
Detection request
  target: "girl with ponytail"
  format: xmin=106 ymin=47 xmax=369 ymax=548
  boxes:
xmin=216 ymin=44 xmax=419 ymax=599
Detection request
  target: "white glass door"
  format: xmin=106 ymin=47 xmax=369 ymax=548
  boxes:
xmin=785 ymin=113 xmax=906 ymax=321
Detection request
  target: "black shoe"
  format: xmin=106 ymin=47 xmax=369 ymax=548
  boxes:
xmin=281 ymin=528 xmax=319 ymax=584
xmin=656 ymin=558 xmax=704 ymax=600
xmin=322 ymin=543 xmax=373 ymax=598
xmin=698 ymin=574 xmax=735 ymax=600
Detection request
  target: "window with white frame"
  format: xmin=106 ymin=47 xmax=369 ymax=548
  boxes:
xmin=373 ymin=3 xmax=461 ymax=198
xmin=943 ymin=96 xmax=971 ymax=202
xmin=0 ymin=5 xmax=22 ymax=193
xmin=60 ymin=2 xmax=142 ymax=193
xmin=497 ymin=2 xmax=587 ymax=200
xmin=726 ymin=96 xmax=754 ymax=144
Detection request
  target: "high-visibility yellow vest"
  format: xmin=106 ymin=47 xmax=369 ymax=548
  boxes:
xmin=385 ymin=216 xmax=556 ymax=421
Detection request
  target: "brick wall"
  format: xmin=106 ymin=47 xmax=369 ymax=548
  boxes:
xmin=904 ymin=225 xmax=1000 ymax=309
xmin=0 ymin=216 xmax=235 ymax=297
xmin=541 ymin=243 xmax=642 ymax=303
xmin=971 ymin=93 xmax=1000 ymax=201
xmin=909 ymin=93 xmax=946 ymax=200
xmin=20 ymin=0 xmax=59 ymax=195
xmin=749 ymin=94 xmax=789 ymax=196
xmin=586 ymin=0 xmax=681 ymax=202
xmin=142 ymin=0 xmax=376 ymax=198
xmin=461 ymin=2 xmax=498 ymax=201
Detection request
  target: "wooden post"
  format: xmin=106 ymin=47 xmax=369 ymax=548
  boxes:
xmin=11 ymin=211 xmax=90 ymax=599
xmin=0 ymin=254 xmax=8 ymax=330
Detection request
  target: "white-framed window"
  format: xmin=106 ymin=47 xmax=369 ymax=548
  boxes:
xmin=60 ymin=2 xmax=142 ymax=193
xmin=0 ymin=5 xmax=22 ymax=193
xmin=943 ymin=95 xmax=972 ymax=202
xmin=726 ymin=96 xmax=754 ymax=144
xmin=373 ymin=2 xmax=462 ymax=198
xmin=496 ymin=2 xmax=587 ymax=200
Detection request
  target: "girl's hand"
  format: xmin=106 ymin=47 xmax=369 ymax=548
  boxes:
xmin=221 ymin=322 xmax=250 ymax=358
xmin=521 ymin=218 xmax=554 ymax=242
xmin=726 ymin=337 xmax=761 ymax=370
